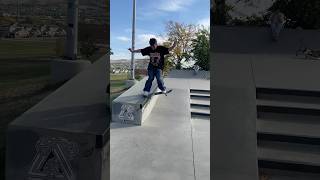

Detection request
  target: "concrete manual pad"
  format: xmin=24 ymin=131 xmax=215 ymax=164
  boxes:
xmin=111 ymin=88 xmax=195 ymax=180
xmin=112 ymin=76 xmax=158 ymax=125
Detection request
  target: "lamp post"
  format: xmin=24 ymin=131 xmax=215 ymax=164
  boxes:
xmin=130 ymin=0 xmax=136 ymax=80
xmin=16 ymin=0 xmax=20 ymax=22
xmin=66 ymin=0 xmax=79 ymax=60
xmin=50 ymin=0 xmax=91 ymax=84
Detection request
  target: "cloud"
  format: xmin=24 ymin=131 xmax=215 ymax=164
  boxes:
xmin=111 ymin=33 xmax=167 ymax=60
xmin=137 ymin=0 xmax=195 ymax=20
xmin=197 ymin=17 xmax=210 ymax=28
xmin=116 ymin=36 xmax=130 ymax=42
xmin=136 ymin=33 xmax=167 ymax=47
xmin=157 ymin=0 xmax=194 ymax=12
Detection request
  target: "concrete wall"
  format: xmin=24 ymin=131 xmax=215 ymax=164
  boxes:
xmin=213 ymin=26 xmax=320 ymax=54
xmin=212 ymin=53 xmax=258 ymax=180
xmin=252 ymin=56 xmax=320 ymax=91
xmin=6 ymin=56 xmax=109 ymax=180
xmin=211 ymin=25 xmax=320 ymax=179
xmin=112 ymin=77 xmax=158 ymax=125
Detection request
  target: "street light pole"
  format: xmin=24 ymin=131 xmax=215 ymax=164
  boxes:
xmin=16 ymin=0 xmax=20 ymax=22
xmin=66 ymin=0 xmax=79 ymax=60
xmin=130 ymin=0 xmax=136 ymax=80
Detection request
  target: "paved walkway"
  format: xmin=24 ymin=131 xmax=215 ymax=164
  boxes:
xmin=110 ymin=77 xmax=209 ymax=180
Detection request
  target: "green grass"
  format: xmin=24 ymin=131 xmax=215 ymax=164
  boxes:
xmin=110 ymin=73 xmax=129 ymax=81
xmin=110 ymin=73 xmax=146 ymax=101
xmin=110 ymin=73 xmax=129 ymax=101
xmin=0 ymin=39 xmax=58 ymax=59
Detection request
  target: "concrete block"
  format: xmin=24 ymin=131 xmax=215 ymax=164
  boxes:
xmin=112 ymin=77 xmax=158 ymax=125
xmin=212 ymin=55 xmax=259 ymax=180
xmin=6 ymin=56 xmax=109 ymax=180
xmin=125 ymin=79 xmax=138 ymax=88
xmin=51 ymin=59 xmax=92 ymax=84
xmin=213 ymin=26 xmax=320 ymax=54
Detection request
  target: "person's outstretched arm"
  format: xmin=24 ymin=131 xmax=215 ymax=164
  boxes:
xmin=128 ymin=48 xmax=141 ymax=53
xmin=168 ymin=41 xmax=177 ymax=51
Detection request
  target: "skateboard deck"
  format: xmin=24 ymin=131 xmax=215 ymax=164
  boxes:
xmin=143 ymin=89 xmax=173 ymax=98
xmin=154 ymin=89 xmax=173 ymax=96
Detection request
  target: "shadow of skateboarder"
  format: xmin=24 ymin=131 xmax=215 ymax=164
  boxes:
xmin=268 ymin=10 xmax=286 ymax=42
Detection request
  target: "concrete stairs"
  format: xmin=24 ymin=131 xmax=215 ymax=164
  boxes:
xmin=256 ymin=87 xmax=320 ymax=177
xmin=190 ymin=89 xmax=210 ymax=118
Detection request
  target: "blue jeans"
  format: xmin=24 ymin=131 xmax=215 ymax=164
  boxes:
xmin=143 ymin=67 xmax=165 ymax=92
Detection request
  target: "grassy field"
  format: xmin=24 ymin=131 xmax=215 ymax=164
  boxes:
xmin=0 ymin=38 xmax=59 ymax=59
xmin=110 ymin=73 xmax=145 ymax=101
xmin=110 ymin=73 xmax=129 ymax=101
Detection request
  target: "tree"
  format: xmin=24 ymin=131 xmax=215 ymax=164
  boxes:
xmin=191 ymin=28 xmax=210 ymax=71
xmin=162 ymin=56 xmax=174 ymax=76
xmin=165 ymin=21 xmax=197 ymax=69
xmin=268 ymin=0 xmax=320 ymax=29
xmin=212 ymin=0 xmax=234 ymax=25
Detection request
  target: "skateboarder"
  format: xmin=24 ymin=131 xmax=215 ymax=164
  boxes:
xmin=268 ymin=10 xmax=286 ymax=41
xmin=129 ymin=38 xmax=177 ymax=97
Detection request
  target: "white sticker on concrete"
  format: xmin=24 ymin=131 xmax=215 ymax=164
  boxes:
xmin=119 ymin=104 xmax=135 ymax=122
xmin=28 ymin=137 xmax=80 ymax=180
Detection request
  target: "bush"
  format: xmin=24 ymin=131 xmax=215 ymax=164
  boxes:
xmin=191 ymin=28 xmax=210 ymax=71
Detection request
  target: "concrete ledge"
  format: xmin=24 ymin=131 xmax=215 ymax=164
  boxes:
xmin=167 ymin=69 xmax=210 ymax=79
xmin=112 ymin=77 xmax=158 ymax=125
xmin=6 ymin=56 xmax=108 ymax=180
xmin=212 ymin=55 xmax=259 ymax=180
xmin=51 ymin=59 xmax=92 ymax=84
xmin=213 ymin=26 xmax=320 ymax=54
xmin=252 ymin=57 xmax=320 ymax=92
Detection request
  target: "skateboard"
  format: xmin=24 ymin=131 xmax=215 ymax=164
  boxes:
xmin=143 ymin=89 xmax=173 ymax=98
xmin=154 ymin=89 xmax=173 ymax=96
xmin=296 ymin=48 xmax=320 ymax=60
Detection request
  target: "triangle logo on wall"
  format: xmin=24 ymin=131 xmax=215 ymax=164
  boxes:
xmin=28 ymin=137 xmax=79 ymax=180
xmin=119 ymin=104 xmax=135 ymax=122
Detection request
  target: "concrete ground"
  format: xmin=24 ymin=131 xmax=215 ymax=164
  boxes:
xmin=110 ymin=75 xmax=210 ymax=180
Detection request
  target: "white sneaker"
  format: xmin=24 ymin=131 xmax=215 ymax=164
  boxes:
xmin=162 ymin=90 xmax=167 ymax=94
xmin=143 ymin=91 xmax=149 ymax=97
